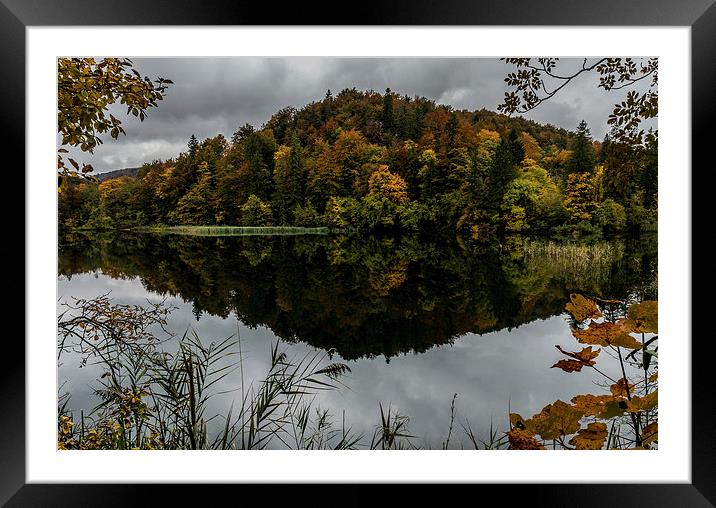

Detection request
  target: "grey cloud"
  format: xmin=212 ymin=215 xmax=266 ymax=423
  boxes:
xmin=61 ymin=57 xmax=654 ymax=174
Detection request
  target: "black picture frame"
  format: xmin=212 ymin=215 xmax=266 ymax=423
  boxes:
xmin=3 ymin=0 xmax=709 ymax=504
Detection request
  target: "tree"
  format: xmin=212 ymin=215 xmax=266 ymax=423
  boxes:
xmin=507 ymin=128 xmax=525 ymax=165
xmin=566 ymin=120 xmax=596 ymax=175
xmin=188 ymin=135 xmax=199 ymax=159
xmin=382 ymin=88 xmax=394 ymax=135
xmin=273 ymin=135 xmax=306 ymax=224
xmin=368 ymin=165 xmax=409 ymax=205
xmin=563 ymin=172 xmax=598 ymax=223
xmin=240 ymin=195 xmax=274 ymax=226
xmin=57 ymin=58 xmax=171 ymax=178
xmin=485 ymin=138 xmax=518 ymax=215
xmin=498 ymin=57 xmax=658 ymax=145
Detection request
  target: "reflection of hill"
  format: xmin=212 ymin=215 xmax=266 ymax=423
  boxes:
xmin=58 ymin=232 xmax=657 ymax=360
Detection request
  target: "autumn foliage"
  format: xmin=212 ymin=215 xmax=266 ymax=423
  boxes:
xmin=508 ymin=294 xmax=657 ymax=450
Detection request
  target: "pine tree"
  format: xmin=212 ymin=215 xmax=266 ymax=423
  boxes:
xmin=382 ymin=88 xmax=394 ymax=135
xmin=507 ymin=128 xmax=524 ymax=165
xmin=188 ymin=134 xmax=198 ymax=159
xmin=566 ymin=120 xmax=595 ymax=175
xmin=598 ymin=133 xmax=611 ymax=163
xmin=486 ymin=138 xmax=518 ymax=214
xmin=446 ymin=112 xmax=459 ymax=148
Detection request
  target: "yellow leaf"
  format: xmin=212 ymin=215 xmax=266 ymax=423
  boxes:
xmin=624 ymin=300 xmax=658 ymax=333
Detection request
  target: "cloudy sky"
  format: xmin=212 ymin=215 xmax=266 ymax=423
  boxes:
xmin=62 ymin=57 xmax=653 ymax=174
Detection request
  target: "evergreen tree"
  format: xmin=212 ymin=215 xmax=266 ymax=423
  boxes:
xmin=188 ymin=134 xmax=198 ymax=159
xmin=598 ymin=133 xmax=611 ymax=163
xmin=566 ymin=120 xmax=596 ymax=175
xmin=232 ymin=123 xmax=255 ymax=145
xmin=273 ymin=135 xmax=306 ymax=224
xmin=486 ymin=138 xmax=518 ymax=214
xmin=507 ymin=128 xmax=524 ymax=165
xmin=446 ymin=112 xmax=459 ymax=148
xmin=382 ymin=88 xmax=394 ymax=135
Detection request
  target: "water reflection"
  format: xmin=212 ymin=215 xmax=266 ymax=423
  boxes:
xmin=58 ymin=232 xmax=656 ymax=360
xmin=57 ymin=232 xmax=656 ymax=448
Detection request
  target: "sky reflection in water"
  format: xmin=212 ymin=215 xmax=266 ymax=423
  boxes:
xmin=57 ymin=233 xmax=654 ymax=448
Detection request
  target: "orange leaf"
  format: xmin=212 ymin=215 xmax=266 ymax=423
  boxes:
xmin=506 ymin=429 xmax=545 ymax=450
xmin=510 ymin=413 xmax=528 ymax=430
xmin=642 ymin=422 xmax=658 ymax=445
xmin=565 ymin=294 xmax=602 ymax=322
xmin=555 ymin=345 xmax=601 ymax=363
xmin=610 ymin=378 xmax=635 ymax=397
xmin=571 ymin=394 xmax=626 ymax=419
xmin=569 ymin=422 xmax=608 ymax=450
xmin=572 ymin=321 xmax=642 ymax=349
xmin=626 ymin=390 xmax=658 ymax=413
xmin=551 ymin=359 xmax=588 ymax=372
xmin=525 ymin=400 xmax=583 ymax=440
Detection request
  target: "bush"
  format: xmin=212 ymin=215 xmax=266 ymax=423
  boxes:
xmin=550 ymin=221 xmax=603 ymax=242
xmin=293 ymin=201 xmax=323 ymax=227
xmin=594 ymin=198 xmax=627 ymax=234
xmin=240 ymin=195 xmax=274 ymax=226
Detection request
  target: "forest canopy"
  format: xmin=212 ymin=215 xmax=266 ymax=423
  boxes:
xmin=58 ymin=87 xmax=657 ymax=240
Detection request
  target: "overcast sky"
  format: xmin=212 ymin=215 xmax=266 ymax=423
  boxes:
xmin=61 ymin=57 xmax=654 ymax=174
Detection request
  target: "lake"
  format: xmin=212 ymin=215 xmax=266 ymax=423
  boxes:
xmin=57 ymin=231 xmax=657 ymax=449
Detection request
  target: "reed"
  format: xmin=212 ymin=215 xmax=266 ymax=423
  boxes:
xmin=58 ymin=294 xmax=510 ymax=450
xmin=140 ymin=225 xmax=336 ymax=237
xmin=522 ymin=239 xmax=625 ymax=287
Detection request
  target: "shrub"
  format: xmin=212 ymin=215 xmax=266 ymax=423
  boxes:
xmin=240 ymin=195 xmax=274 ymax=226
xmin=594 ymin=198 xmax=627 ymax=234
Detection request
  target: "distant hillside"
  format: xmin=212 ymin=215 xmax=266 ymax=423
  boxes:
xmin=97 ymin=167 xmax=141 ymax=181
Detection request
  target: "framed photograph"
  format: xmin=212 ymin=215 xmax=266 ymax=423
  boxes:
xmin=7 ymin=0 xmax=709 ymax=503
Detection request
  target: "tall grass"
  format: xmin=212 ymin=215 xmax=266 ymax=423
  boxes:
xmin=141 ymin=226 xmax=336 ymax=237
xmin=57 ymin=295 xmax=512 ymax=450
xmin=522 ymin=239 xmax=625 ymax=288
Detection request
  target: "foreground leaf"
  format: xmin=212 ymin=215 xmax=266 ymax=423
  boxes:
xmin=624 ymin=300 xmax=658 ymax=333
xmin=641 ymin=422 xmax=658 ymax=445
xmin=626 ymin=390 xmax=658 ymax=413
xmin=509 ymin=413 xmax=527 ymax=430
xmin=565 ymin=294 xmax=602 ymax=322
xmin=555 ymin=345 xmax=600 ymax=363
xmin=610 ymin=378 xmax=635 ymax=397
xmin=572 ymin=321 xmax=642 ymax=349
xmin=551 ymin=359 xmax=588 ymax=372
xmin=506 ymin=429 xmax=545 ymax=450
xmin=571 ymin=394 xmax=626 ymax=419
xmin=569 ymin=422 xmax=608 ymax=450
xmin=525 ymin=400 xmax=583 ymax=440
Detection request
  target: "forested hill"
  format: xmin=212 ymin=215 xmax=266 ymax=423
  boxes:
xmin=58 ymin=87 xmax=657 ymax=240
xmin=97 ymin=167 xmax=141 ymax=181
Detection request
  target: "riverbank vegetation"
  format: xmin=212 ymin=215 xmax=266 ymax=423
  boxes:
xmin=58 ymin=89 xmax=657 ymax=242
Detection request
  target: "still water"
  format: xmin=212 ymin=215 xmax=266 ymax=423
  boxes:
xmin=57 ymin=232 xmax=656 ymax=448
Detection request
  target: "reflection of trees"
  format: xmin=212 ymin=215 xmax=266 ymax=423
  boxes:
xmin=58 ymin=232 xmax=657 ymax=360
